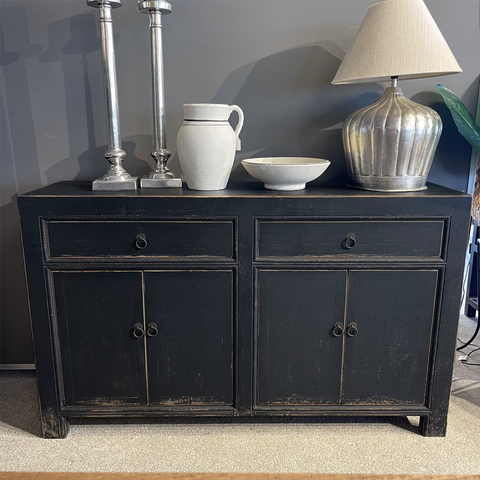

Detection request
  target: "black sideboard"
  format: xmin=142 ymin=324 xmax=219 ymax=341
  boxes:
xmin=18 ymin=181 xmax=471 ymax=438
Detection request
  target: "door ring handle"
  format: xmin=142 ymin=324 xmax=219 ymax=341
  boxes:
xmin=132 ymin=323 xmax=145 ymax=338
xmin=347 ymin=322 xmax=359 ymax=337
xmin=146 ymin=322 xmax=158 ymax=337
xmin=135 ymin=233 xmax=148 ymax=250
xmin=344 ymin=233 xmax=356 ymax=249
xmin=332 ymin=322 xmax=344 ymax=337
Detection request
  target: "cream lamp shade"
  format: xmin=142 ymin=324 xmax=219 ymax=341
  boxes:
xmin=332 ymin=0 xmax=462 ymax=84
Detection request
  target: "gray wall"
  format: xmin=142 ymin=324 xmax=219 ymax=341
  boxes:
xmin=1 ymin=0 xmax=479 ymax=365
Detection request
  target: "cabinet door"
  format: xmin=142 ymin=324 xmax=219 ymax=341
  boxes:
xmin=52 ymin=271 xmax=147 ymax=406
xmin=144 ymin=270 xmax=234 ymax=407
xmin=256 ymin=270 xmax=347 ymax=406
xmin=342 ymin=269 xmax=438 ymax=405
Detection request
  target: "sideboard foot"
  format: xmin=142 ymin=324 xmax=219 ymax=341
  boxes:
xmin=419 ymin=414 xmax=447 ymax=437
xmin=41 ymin=410 xmax=70 ymax=439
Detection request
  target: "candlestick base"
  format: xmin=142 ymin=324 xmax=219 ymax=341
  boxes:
xmin=140 ymin=175 xmax=182 ymax=188
xmin=141 ymin=149 xmax=181 ymax=188
xmin=93 ymin=176 xmax=138 ymax=191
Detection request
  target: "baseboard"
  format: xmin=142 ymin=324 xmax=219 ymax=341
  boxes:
xmin=0 ymin=363 xmax=36 ymax=371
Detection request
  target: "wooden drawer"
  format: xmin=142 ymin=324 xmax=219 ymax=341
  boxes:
xmin=45 ymin=220 xmax=235 ymax=260
xmin=256 ymin=219 xmax=445 ymax=260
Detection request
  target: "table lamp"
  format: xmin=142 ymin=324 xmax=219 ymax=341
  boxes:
xmin=332 ymin=0 xmax=462 ymax=191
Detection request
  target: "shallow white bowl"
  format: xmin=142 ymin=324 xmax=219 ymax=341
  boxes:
xmin=241 ymin=157 xmax=331 ymax=191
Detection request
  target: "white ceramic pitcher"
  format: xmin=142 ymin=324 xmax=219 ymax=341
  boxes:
xmin=177 ymin=103 xmax=244 ymax=190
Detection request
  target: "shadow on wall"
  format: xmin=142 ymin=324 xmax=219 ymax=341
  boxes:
xmin=38 ymin=12 xmax=103 ymax=183
xmin=38 ymin=13 xmax=153 ymax=183
xmin=1 ymin=4 xmax=42 ymax=193
xmin=201 ymin=43 xmax=381 ymax=185
xmin=1 ymin=4 xmax=44 ymax=365
xmin=45 ymin=137 xmax=154 ymax=184
xmin=197 ymin=41 xmax=478 ymax=192
xmin=0 ymin=7 xmax=152 ymax=364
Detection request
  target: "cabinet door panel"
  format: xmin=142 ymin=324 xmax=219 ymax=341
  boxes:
xmin=256 ymin=270 xmax=347 ymax=406
xmin=145 ymin=270 xmax=234 ymax=406
xmin=53 ymin=271 xmax=147 ymax=406
xmin=342 ymin=270 xmax=438 ymax=405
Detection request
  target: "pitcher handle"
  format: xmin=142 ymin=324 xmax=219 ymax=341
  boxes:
xmin=229 ymin=105 xmax=244 ymax=151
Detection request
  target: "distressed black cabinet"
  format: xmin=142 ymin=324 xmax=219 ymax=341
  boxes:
xmin=144 ymin=270 xmax=234 ymax=406
xmin=342 ymin=269 xmax=438 ymax=405
xmin=256 ymin=269 xmax=346 ymax=406
xmin=53 ymin=271 xmax=147 ymax=406
xmin=255 ymin=269 xmax=438 ymax=407
xmin=18 ymin=181 xmax=471 ymax=438
xmin=53 ymin=269 xmax=234 ymax=408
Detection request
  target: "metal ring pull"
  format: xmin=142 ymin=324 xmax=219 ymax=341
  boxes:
xmin=146 ymin=322 xmax=159 ymax=337
xmin=135 ymin=233 xmax=148 ymax=250
xmin=132 ymin=323 xmax=145 ymax=338
xmin=332 ymin=322 xmax=344 ymax=337
xmin=344 ymin=233 xmax=356 ymax=249
xmin=347 ymin=322 xmax=359 ymax=337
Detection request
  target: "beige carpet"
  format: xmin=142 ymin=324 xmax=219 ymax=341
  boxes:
xmin=1 ymin=473 xmax=480 ymax=480
xmin=0 ymin=315 xmax=479 ymax=475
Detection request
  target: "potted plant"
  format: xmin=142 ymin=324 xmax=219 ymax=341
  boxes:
xmin=436 ymin=84 xmax=480 ymax=218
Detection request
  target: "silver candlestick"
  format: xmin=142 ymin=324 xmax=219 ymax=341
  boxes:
xmin=138 ymin=1 xmax=181 ymax=188
xmin=88 ymin=0 xmax=137 ymax=191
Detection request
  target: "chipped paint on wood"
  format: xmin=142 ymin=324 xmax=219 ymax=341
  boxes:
xmin=41 ymin=408 xmax=69 ymax=439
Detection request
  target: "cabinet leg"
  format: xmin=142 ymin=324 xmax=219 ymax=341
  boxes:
xmin=41 ymin=410 xmax=70 ymax=439
xmin=465 ymin=303 xmax=477 ymax=318
xmin=419 ymin=414 xmax=447 ymax=437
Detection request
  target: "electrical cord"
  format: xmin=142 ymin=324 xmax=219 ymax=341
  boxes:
xmin=457 ymin=317 xmax=480 ymax=350
xmin=456 ymin=223 xmax=479 ymax=361
xmin=458 ymin=346 xmax=480 ymax=366
xmin=457 ymin=338 xmax=480 ymax=350
xmin=457 ymin=337 xmax=480 ymax=366
xmin=461 ymin=255 xmax=470 ymax=308
xmin=458 ymin=225 xmax=480 ymax=351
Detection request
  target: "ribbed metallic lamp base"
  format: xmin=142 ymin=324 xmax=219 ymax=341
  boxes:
xmin=343 ymin=87 xmax=442 ymax=192
xmin=348 ymin=174 xmax=428 ymax=192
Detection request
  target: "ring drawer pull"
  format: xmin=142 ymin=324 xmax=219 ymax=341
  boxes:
xmin=135 ymin=233 xmax=148 ymax=250
xmin=332 ymin=322 xmax=344 ymax=337
xmin=146 ymin=322 xmax=159 ymax=337
xmin=344 ymin=233 xmax=356 ymax=249
xmin=132 ymin=323 xmax=145 ymax=338
xmin=347 ymin=322 xmax=359 ymax=337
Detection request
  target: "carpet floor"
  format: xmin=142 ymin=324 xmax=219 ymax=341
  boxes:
xmin=0 ymin=315 xmax=479 ymax=475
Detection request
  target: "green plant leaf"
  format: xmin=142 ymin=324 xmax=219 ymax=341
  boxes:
xmin=436 ymin=84 xmax=480 ymax=154
xmin=476 ymin=84 xmax=480 ymax=126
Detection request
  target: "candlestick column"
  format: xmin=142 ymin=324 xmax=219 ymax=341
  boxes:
xmin=139 ymin=0 xmax=181 ymax=187
xmin=88 ymin=0 xmax=137 ymax=190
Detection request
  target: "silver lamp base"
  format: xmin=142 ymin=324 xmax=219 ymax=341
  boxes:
xmin=348 ymin=174 xmax=428 ymax=192
xmin=343 ymin=87 xmax=442 ymax=192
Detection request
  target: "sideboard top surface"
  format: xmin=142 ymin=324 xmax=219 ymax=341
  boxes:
xmin=18 ymin=181 xmax=472 ymax=199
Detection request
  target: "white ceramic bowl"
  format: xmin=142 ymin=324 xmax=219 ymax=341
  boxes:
xmin=241 ymin=157 xmax=331 ymax=191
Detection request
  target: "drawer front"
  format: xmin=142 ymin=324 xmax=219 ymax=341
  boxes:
xmin=256 ymin=219 xmax=445 ymax=260
xmin=46 ymin=220 xmax=235 ymax=259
